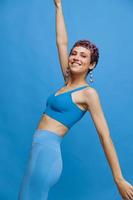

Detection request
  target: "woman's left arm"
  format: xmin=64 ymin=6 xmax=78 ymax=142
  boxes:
xmin=84 ymin=87 xmax=133 ymax=200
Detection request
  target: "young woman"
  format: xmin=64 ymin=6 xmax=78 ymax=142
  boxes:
xmin=18 ymin=0 xmax=133 ymax=199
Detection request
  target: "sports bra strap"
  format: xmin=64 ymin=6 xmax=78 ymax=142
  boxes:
xmin=54 ymin=85 xmax=89 ymax=97
xmin=70 ymin=85 xmax=89 ymax=93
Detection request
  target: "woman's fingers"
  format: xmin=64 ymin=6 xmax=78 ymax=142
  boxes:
xmin=117 ymin=179 xmax=133 ymax=200
xmin=127 ymin=188 xmax=133 ymax=199
xmin=125 ymin=185 xmax=133 ymax=200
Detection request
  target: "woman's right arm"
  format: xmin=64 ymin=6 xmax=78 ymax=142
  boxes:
xmin=54 ymin=0 xmax=69 ymax=83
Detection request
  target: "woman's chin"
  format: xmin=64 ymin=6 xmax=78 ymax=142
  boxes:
xmin=70 ymin=70 xmax=83 ymax=75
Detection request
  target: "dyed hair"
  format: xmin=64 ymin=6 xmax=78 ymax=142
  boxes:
xmin=69 ymin=40 xmax=99 ymax=75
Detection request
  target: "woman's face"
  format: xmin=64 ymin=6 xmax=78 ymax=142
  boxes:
xmin=68 ymin=46 xmax=93 ymax=75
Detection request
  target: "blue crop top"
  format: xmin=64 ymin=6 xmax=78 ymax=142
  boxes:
xmin=43 ymin=85 xmax=89 ymax=129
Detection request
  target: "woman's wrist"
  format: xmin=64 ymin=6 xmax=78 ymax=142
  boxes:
xmin=114 ymin=176 xmax=125 ymax=184
xmin=55 ymin=2 xmax=62 ymax=9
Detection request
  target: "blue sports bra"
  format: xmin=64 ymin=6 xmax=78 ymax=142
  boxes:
xmin=43 ymin=85 xmax=89 ymax=129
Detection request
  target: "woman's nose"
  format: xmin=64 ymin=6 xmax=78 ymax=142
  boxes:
xmin=73 ymin=55 xmax=80 ymax=60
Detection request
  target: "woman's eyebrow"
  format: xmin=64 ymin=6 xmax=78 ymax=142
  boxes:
xmin=80 ymin=52 xmax=87 ymax=55
xmin=72 ymin=50 xmax=87 ymax=53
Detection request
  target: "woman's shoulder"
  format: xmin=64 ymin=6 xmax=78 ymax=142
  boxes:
xmin=83 ymin=86 xmax=101 ymax=108
xmin=83 ymin=86 xmax=100 ymax=99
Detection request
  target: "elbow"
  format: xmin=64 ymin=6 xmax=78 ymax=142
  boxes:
xmin=56 ymin=38 xmax=68 ymax=46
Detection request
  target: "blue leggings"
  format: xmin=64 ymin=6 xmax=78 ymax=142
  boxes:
xmin=18 ymin=129 xmax=64 ymax=200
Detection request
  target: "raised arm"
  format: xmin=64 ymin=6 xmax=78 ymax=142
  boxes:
xmin=84 ymin=87 xmax=133 ymax=200
xmin=54 ymin=0 xmax=69 ymax=83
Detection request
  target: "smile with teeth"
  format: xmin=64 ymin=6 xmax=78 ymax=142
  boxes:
xmin=72 ymin=62 xmax=81 ymax=65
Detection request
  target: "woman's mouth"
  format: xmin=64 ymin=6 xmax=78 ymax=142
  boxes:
xmin=72 ymin=62 xmax=81 ymax=65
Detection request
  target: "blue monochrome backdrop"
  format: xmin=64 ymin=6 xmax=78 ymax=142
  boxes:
xmin=0 ymin=0 xmax=133 ymax=199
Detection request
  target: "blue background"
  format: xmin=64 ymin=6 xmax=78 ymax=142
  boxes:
xmin=0 ymin=0 xmax=133 ymax=199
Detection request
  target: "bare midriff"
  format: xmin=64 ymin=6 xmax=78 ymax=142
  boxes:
xmin=37 ymin=114 xmax=69 ymax=137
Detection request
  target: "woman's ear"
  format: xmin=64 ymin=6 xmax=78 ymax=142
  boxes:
xmin=89 ymin=62 xmax=96 ymax=70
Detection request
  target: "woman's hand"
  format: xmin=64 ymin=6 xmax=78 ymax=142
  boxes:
xmin=54 ymin=0 xmax=61 ymax=7
xmin=116 ymin=178 xmax=133 ymax=200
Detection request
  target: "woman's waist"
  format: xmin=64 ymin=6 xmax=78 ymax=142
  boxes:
xmin=32 ymin=129 xmax=64 ymax=148
xmin=37 ymin=114 xmax=69 ymax=137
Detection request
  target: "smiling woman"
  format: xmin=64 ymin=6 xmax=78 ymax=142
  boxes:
xmin=18 ymin=0 xmax=133 ymax=199
xmin=68 ymin=45 xmax=97 ymax=77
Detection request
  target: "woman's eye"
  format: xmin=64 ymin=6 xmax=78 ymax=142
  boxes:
xmin=82 ymin=55 xmax=86 ymax=58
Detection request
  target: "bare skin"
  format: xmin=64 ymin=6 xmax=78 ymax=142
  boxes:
xmin=37 ymin=0 xmax=133 ymax=199
xmin=37 ymin=45 xmax=93 ymax=136
xmin=37 ymin=81 xmax=90 ymax=136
